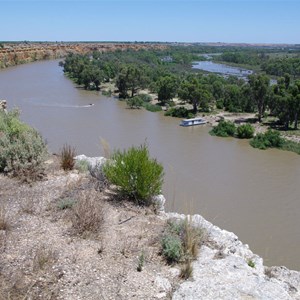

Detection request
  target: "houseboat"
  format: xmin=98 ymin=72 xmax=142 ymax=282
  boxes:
xmin=180 ymin=117 xmax=207 ymax=127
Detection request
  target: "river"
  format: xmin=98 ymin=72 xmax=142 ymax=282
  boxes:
xmin=192 ymin=60 xmax=253 ymax=79
xmin=0 ymin=60 xmax=299 ymax=270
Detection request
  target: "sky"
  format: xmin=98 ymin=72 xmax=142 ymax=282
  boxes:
xmin=0 ymin=0 xmax=299 ymax=44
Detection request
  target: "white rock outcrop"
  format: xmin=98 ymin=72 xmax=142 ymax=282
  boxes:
xmin=166 ymin=213 xmax=300 ymax=300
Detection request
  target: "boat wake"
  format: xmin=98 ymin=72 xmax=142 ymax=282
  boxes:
xmin=23 ymin=99 xmax=94 ymax=108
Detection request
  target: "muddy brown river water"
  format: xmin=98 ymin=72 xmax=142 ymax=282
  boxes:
xmin=0 ymin=60 xmax=299 ymax=270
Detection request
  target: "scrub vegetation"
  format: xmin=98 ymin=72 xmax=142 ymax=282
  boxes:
xmin=0 ymin=109 xmax=47 ymax=181
xmin=103 ymin=143 xmax=164 ymax=205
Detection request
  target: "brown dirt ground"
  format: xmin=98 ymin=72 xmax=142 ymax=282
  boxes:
xmin=0 ymin=157 xmax=181 ymax=300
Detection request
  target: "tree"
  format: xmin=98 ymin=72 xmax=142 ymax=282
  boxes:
xmin=116 ymin=65 xmax=147 ymax=98
xmin=157 ymin=75 xmax=178 ymax=105
xmin=178 ymin=78 xmax=212 ymax=113
xmin=79 ymin=65 xmax=103 ymax=90
xmin=289 ymin=80 xmax=300 ymax=129
xmin=248 ymin=74 xmax=270 ymax=122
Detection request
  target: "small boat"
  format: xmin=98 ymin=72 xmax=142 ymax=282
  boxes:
xmin=180 ymin=117 xmax=207 ymax=127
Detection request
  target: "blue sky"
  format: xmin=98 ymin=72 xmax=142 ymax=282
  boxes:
xmin=0 ymin=0 xmax=299 ymax=44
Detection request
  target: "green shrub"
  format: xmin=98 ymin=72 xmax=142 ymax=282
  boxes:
xmin=161 ymin=234 xmax=183 ymax=264
xmin=137 ymin=251 xmax=145 ymax=272
xmin=126 ymin=96 xmax=144 ymax=109
xmin=139 ymin=94 xmax=152 ymax=102
xmin=0 ymin=110 xmax=47 ymax=180
xmin=281 ymin=140 xmax=300 ymax=155
xmin=236 ymin=124 xmax=255 ymax=139
xmin=143 ymin=102 xmax=162 ymax=112
xmin=250 ymin=130 xmax=284 ymax=150
xmin=58 ymin=198 xmax=76 ymax=210
xmin=161 ymin=218 xmax=204 ymax=266
xmin=103 ymin=144 xmax=164 ymax=205
xmin=248 ymin=259 xmax=255 ymax=268
xmin=210 ymin=120 xmax=236 ymax=137
xmin=165 ymin=107 xmax=193 ymax=118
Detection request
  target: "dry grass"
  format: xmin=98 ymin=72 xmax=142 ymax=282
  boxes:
xmin=182 ymin=217 xmax=203 ymax=260
xmin=60 ymin=144 xmax=76 ymax=171
xmin=0 ymin=206 xmax=9 ymax=231
xmin=179 ymin=259 xmax=193 ymax=280
xmin=100 ymin=138 xmax=111 ymax=159
xmin=33 ymin=246 xmax=58 ymax=271
xmin=70 ymin=189 xmax=105 ymax=236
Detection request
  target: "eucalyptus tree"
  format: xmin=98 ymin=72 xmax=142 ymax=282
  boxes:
xmin=157 ymin=75 xmax=179 ymax=105
xmin=248 ymin=74 xmax=270 ymax=122
xmin=178 ymin=77 xmax=212 ymax=113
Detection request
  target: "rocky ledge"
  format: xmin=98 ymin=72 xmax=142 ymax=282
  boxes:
xmin=77 ymin=155 xmax=300 ymax=300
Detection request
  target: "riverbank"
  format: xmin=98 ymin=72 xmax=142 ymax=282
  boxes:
xmin=0 ymin=42 xmax=168 ymax=69
xmin=1 ymin=155 xmax=299 ymax=299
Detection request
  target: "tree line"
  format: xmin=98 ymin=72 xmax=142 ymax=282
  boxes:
xmin=61 ymin=48 xmax=300 ymax=130
xmin=213 ymin=50 xmax=300 ymax=78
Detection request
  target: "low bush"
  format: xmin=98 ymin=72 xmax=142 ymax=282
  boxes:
xmin=57 ymin=198 xmax=76 ymax=210
xmin=161 ymin=218 xmax=204 ymax=267
xmin=143 ymin=102 xmax=162 ymax=112
xmin=126 ymin=96 xmax=144 ymax=109
xmin=161 ymin=234 xmax=183 ymax=264
xmin=60 ymin=144 xmax=76 ymax=171
xmin=250 ymin=129 xmax=284 ymax=150
xmin=103 ymin=144 xmax=164 ymax=205
xmin=247 ymin=259 xmax=255 ymax=268
xmin=210 ymin=120 xmax=236 ymax=137
xmin=236 ymin=124 xmax=255 ymax=139
xmin=165 ymin=107 xmax=194 ymax=119
xmin=139 ymin=94 xmax=152 ymax=102
xmin=0 ymin=109 xmax=47 ymax=180
xmin=281 ymin=140 xmax=300 ymax=155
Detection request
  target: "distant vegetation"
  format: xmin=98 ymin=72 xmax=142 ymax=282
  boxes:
xmin=213 ymin=49 xmax=300 ymax=78
xmin=61 ymin=45 xmax=300 ymax=132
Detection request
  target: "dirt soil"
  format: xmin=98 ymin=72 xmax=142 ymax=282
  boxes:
xmin=0 ymin=156 xmax=180 ymax=300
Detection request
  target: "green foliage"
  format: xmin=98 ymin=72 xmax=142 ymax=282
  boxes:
xmin=126 ymin=96 xmax=144 ymax=109
xmin=137 ymin=251 xmax=145 ymax=272
xmin=247 ymin=259 xmax=255 ymax=268
xmin=165 ymin=107 xmax=194 ymax=119
xmin=143 ymin=102 xmax=162 ymax=112
xmin=157 ymin=75 xmax=178 ymax=104
xmin=262 ymin=57 xmax=300 ymax=77
xmin=210 ymin=120 xmax=236 ymax=137
xmin=161 ymin=234 xmax=183 ymax=264
xmin=250 ymin=130 xmax=300 ymax=155
xmin=161 ymin=218 xmax=203 ymax=266
xmin=0 ymin=110 xmax=47 ymax=180
xmin=103 ymin=144 xmax=164 ymax=205
xmin=139 ymin=93 xmax=152 ymax=102
xmin=250 ymin=130 xmax=284 ymax=150
xmin=236 ymin=124 xmax=255 ymax=139
xmin=281 ymin=140 xmax=300 ymax=155
xmin=60 ymin=144 xmax=76 ymax=171
xmin=58 ymin=198 xmax=76 ymax=210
